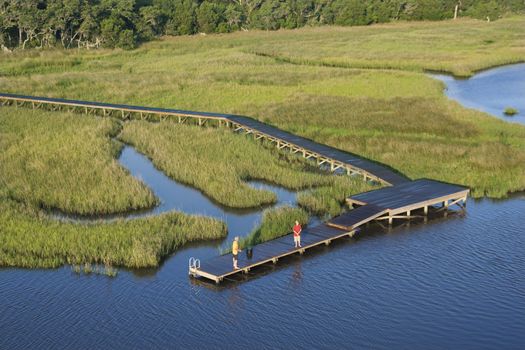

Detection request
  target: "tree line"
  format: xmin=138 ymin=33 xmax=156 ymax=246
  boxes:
xmin=1 ymin=0 xmax=523 ymax=50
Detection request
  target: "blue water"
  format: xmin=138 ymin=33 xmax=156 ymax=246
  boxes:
xmin=431 ymin=63 xmax=525 ymax=125
xmin=1 ymin=65 xmax=525 ymax=349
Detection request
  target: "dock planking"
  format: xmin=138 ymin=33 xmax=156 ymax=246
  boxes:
xmin=191 ymin=179 xmax=469 ymax=283
xmin=194 ymin=224 xmax=354 ymax=283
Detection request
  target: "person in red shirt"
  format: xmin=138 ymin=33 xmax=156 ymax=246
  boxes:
xmin=293 ymin=220 xmax=302 ymax=248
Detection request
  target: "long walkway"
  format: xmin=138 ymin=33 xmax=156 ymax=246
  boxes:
xmin=0 ymin=92 xmax=407 ymax=185
xmin=0 ymin=92 xmax=469 ymax=284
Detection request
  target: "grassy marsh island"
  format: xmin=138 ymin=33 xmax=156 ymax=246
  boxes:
xmin=504 ymin=107 xmax=519 ymax=116
xmin=0 ymin=108 xmax=228 ymax=268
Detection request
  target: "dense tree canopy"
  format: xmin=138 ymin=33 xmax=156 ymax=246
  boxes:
xmin=1 ymin=0 xmax=523 ymax=50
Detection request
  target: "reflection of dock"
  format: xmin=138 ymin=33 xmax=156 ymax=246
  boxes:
xmin=190 ymin=180 xmax=469 ymax=283
xmin=0 ymin=92 xmax=406 ymax=185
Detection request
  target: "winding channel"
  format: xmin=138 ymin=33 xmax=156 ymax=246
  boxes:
xmin=53 ymin=144 xmax=312 ymax=249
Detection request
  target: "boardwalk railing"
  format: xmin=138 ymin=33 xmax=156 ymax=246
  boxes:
xmin=0 ymin=92 xmax=408 ymax=186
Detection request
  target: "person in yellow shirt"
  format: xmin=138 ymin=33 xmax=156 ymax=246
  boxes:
xmin=232 ymin=236 xmax=241 ymax=270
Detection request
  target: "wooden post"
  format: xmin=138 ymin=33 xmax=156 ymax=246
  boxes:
xmin=424 ymin=206 xmax=428 ymax=215
xmin=388 ymin=216 xmax=393 ymax=225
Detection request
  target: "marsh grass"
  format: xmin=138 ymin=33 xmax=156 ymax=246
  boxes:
xmin=245 ymin=95 xmax=525 ymax=198
xmin=2 ymin=17 xmax=525 ymax=268
xmin=0 ymin=196 xmax=227 ymax=268
xmin=0 ymin=108 xmax=157 ymax=215
xmin=0 ymin=107 xmax=371 ymax=269
xmin=119 ymin=120 xmax=339 ymax=208
xmin=504 ymin=107 xmax=519 ymax=116
xmin=247 ymin=17 xmax=525 ymax=78
xmin=72 ymin=263 xmax=118 ymax=277
xmin=298 ymin=176 xmax=379 ymax=218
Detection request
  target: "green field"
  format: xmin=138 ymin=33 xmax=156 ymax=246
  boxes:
xmin=1 ymin=17 xmax=525 ymax=269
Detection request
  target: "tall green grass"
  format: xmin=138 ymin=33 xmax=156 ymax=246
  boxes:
xmin=0 ymin=108 xmax=230 ymax=268
xmin=0 ymin=108 xmax=372 ymax=268
xmin=246 ymin=17 xmax=525 ymax=77
xmin=245 ymin=95 xmax=525 ymax=198
xmin=0 ymin=108 xmax=157 ymax=215
xmin=0 ymin=196 xmax=226 ymax=268
xmin=2 ymin=17 xmax=525 ymax=269
xmin=298 ymin=176 xmax=378 ymax=218
xmin=119 ymin=120 xmax=339 ymax=208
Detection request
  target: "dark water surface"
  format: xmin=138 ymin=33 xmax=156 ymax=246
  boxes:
xmin=431 ymin=63 xmax=525 ymax=125
xmin=2 ymin=65 xmax=525 ymax=349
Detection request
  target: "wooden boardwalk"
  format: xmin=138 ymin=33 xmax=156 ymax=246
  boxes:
xmin=0 ymin=92 xmax=470 ymax=284
xmin=0 ymin=92 xmax=407 ymax=185
xmin=190 ymin=180 xmax=469 ymax=283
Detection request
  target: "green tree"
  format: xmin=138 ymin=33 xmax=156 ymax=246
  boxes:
xmin=196 ymin=1 xmax=222 ymax=33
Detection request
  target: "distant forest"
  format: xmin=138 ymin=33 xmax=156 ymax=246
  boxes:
xmin=1 ymin=0 xmax=524 ymax=50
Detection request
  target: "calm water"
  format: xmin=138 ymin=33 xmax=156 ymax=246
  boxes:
xmin=431 ymin=63 xmax=525 ymax=125
xmin=2 ymin=65 xmax=525 ymax=349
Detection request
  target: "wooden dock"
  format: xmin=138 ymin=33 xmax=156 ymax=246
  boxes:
xmin=189 ymin=179 xmax=469 ymax=283
xmin=0 ymin=92 xmax=407 ymax=186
